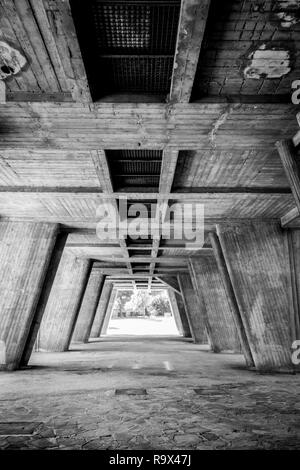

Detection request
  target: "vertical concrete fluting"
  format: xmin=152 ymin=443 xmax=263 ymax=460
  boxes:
xmin=72 ymin=268 xmax=105 ymax=343
xmin=0 ymin=221 xmax=58 ymax=370
xmin=178 ymin=273 xmax=207 ymax=344
xmin=90 ymin=281 xmax=113 ymax=338
xmin=101 ymin=289 xmax=118 ymax=335
xmin=189 ymin=255 xmax=241 ymax=353
xmin=217 ymin=222 xmax=294 ymax=371
xmin=38 ymin=248 xmax=91 ymax=352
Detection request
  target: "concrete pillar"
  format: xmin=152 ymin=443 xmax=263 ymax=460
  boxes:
xmin=189 ymin=255 xmax=241 ymax=353
xmin=209 ymin=232 xmax=254 ymax=368
xmin=217 ymin=222 xmax=294 ymax=372
xmin=101 ymin=288 xmax=118 ymax=335
xmin=38 ymin=248 xmax=91 ymax=352
xmin=0 ymin=221 xmax=58 ymax=370
xmin=167 ymin=289 xmax=184 ymax=336
xmin=21 ymin=232 xmax=68 ymax=366
xmin=175 ymin=292 xmax=191 ymax=338
xmin=287 ymin=230 xmax=300 ymax=343
xmin=178 ymin=273 xmax=207 ymax=344
xmin=90 ymin=281 xmax=113 ymax=338
xmin=72 ymin=268 xmax=105 ymax=343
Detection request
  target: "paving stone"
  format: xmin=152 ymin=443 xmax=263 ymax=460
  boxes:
xmin=0 ymin=340 xmax=299 ymax=450
xmin=0 ymin=422 xmax=40 ymax=435
xmin=174 ymin=434 xmax=199 ymax=446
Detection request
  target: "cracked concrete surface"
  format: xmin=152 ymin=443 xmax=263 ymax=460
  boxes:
xmin=0 ymin=336 xmax=299 ymax=450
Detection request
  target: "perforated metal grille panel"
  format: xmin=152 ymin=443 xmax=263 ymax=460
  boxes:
xmin=92 ymin=1 xmax=180 ymax=55
xmin=106 ymin=150 xmax=162 ymax=190
xmin=100 ymin=57 xmax=174 ymax=94
xmin=71 ymin=0 xmax=180 ymax=99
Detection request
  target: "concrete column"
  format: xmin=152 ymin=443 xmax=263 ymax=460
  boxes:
xmin=38 ymin=248 xmax=91 ymax=352
xmin=287 ymin=230 xmax=300 ymax=343
xmin=167 ymin=289 xmax=184 ymax=336
xmin=0 ymin=221 xmax=58 ymax=370
xmin=175 ymin=292 xmax=192 ymax=338
xmin=189 ymin=255 xmax=241 ymax=353
xmin=72 ymin=269 xmax=105 ymax=343
xmin=178 ymin=273 xmax=207 ymax=344
xmin=21 ymin=232 xmax=68 ymax=366
xmin=90 ymin=281 xmax=113 ymax=338
xmin=210 ymin=232 xmax=254 ymax=368
xmin=217 ymin=222 xmax=294 ymax=372
xmin=101 ymin=288 xmax=118 ymax=335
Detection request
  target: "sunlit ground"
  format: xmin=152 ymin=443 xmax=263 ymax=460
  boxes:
xmin=106 ymin=316 xmax=180 ymax=336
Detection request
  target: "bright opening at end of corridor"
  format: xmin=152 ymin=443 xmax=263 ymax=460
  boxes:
xmin=105 ymin=289 xmax=181 ymax=337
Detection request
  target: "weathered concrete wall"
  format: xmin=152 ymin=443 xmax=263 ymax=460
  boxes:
xmin=189 ymin=255 xmax=241 ymax=353
xmin=90 ymin=281 xmax=112 ymax=338
xmin=178 ymin=273 xmax=207 ymax=344
xmin=0 ymin=221 xmax=58 ymax=370
xmin=72 ymin=269 xmax=105 ymax=343
xmin=38 ymin=249 xmax=91 ymax=352
xmin=217 ymin=222 xmax=294 ymax=371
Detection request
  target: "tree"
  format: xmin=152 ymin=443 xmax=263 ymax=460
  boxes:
xmin=124 ymin=290 xmax=152 ymax=317
xmin=149 ymin=291 xmax=171 ymax=317
xmin=113 ymin=291 xmax=132 ymax=318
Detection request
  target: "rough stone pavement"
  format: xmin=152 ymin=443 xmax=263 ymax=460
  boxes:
xmin=0 ymin=337 xmax=299 ymax=450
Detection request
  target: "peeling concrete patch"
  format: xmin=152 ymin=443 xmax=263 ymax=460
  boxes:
xmin=0 ymin=41 xmax=27 ymax=80
xmin=272 ymin=1 xmax=300 ymax=28
xmin=243 ymin=44 xmax=292 ymax=79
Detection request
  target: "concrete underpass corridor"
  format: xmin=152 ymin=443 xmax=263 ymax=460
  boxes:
xmin=1 ymin=0 xmax=300 ymax=456
xmin=0 ymin=336 xmax=299 ymax=450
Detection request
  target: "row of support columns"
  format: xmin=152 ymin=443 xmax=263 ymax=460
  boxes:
xmin=0 ymin=220 xmax=299 ymax=372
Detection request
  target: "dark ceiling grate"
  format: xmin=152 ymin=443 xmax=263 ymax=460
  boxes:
xmin=70 ymin=0 xmax=180 ymax=100
xmin=130 ymin=250 xmax=152 ymax=257
xmin=100 ymin=57 xmax=174 ymax=95
xmin=106 ymin=150 xmax=162 ymax=190
xmin=107 ymin=150 xmax=162 ymax=160
xmin=92 ymin=2 xmax=179 ymax=55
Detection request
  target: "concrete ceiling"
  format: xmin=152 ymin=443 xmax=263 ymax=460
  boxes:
xmin=0 ymin=0 xmax=299 ymax=276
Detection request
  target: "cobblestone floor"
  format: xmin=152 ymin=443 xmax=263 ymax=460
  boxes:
xmin=0 ymin=336 xmax=299 ymax=450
